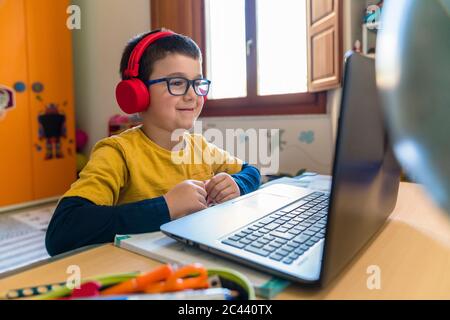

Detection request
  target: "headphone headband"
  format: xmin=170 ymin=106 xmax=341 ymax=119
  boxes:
xmin=116 ymin=30 xmax=207 ymax=114
xmin=123 ymin=31 xmax=175 ymax=78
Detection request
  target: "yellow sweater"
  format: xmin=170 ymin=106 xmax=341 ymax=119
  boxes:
xmin=64 ymin=126 xmax=243 ymax=205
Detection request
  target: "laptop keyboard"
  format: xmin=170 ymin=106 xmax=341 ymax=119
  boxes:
xmin=221 ymin=192 xmax=329 ymax=265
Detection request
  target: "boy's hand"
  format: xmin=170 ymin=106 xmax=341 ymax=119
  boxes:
xmin=205 ymin=173 xmax=241 ymax=205
xmin=164 ymin=180 xmax=207 ymax=220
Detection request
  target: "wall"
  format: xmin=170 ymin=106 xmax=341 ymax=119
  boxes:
xmin=198 ymin=114 xmax=334 ymax=176
xmin=72 ymin=0 xmax=369 ymax=176
xmin=71 ymin=0 xmax=151 ymax=153
xmin=329 ymin=0 xmax=367 ymax=141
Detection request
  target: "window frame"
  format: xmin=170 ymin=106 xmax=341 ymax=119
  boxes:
xmin=150 ymin=0 xmax=341 ymax=117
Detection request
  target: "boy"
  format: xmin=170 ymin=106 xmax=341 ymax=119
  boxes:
xmin=45 ymin=30 xmax=261 ymax=256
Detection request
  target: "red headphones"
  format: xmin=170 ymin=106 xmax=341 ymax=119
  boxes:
xmin=116 ymin=31 xmax=175 ymax=114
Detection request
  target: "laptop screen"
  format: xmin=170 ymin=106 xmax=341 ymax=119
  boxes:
xmin=320 ymin=52 xmax=401 ymax=286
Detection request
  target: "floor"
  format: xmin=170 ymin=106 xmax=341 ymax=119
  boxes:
xmin=0 ymin=202 xmax=56 ymax=276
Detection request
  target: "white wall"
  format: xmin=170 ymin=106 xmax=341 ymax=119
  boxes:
xmin=72 ymin=0 xmax=368 ymax=176
xmin=72 ymin=0 xmax=151 ymax=153
xmin=198 ymin=114 xmax=334 ymax=176
xmin=344 ymin=0 xmax=367 ymax=52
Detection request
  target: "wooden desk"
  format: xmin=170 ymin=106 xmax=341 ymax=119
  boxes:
xmin=1 ymin=183 xmax=450 ymax=299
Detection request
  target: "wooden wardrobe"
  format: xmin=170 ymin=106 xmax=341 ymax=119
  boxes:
xmin=0 ymin=0 xmax=76 ymax=207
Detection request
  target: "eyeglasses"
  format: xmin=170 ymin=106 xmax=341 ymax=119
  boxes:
xmin=146 ymin=77 xmax=211 ymax=97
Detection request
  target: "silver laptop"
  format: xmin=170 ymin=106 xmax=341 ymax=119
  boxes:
xmin=161 ymin=52 xmax=401 ymax=286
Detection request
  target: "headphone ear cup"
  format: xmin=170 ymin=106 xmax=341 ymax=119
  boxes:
xmin=116 ymin=78 xmax=150 ymax=114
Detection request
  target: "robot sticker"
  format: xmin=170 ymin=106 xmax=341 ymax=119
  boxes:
xmin=0 ymin=86 xmax=15 ymax=121
xmin=38 ymin=103 xmax=67 ymax=160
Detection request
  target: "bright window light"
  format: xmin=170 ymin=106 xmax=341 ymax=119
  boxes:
xmin=256 ymin=0 xmax=308 ymax=96
xmin=205 ymin=0 xmax=247 ymax=99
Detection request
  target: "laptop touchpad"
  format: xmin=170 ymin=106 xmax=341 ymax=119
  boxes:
xmin=232 ymin=192 xmax=292 ymax=211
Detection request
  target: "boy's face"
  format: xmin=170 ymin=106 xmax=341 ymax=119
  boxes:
xmin=142 ymin=53 xmax=204 ymax=133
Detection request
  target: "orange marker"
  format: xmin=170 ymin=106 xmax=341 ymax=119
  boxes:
xmin=101 ymin=264 xmax=173 ymax=296
xmin=144 ymin=263 xmax=209 ymax=294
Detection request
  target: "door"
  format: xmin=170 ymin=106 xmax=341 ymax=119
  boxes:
xmin=25 ymin=0 xmax=76 ymax=200
xmin=0 ymin=0 xmax=34 ymax=206
xmin=307 ymin=0 xmax=343 ymax=92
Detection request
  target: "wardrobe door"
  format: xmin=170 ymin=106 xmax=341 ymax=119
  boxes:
xmin=0 ymin=0 xmax=34 ymax=206
xmin=25 ymin=0 xmax=76 ymax=200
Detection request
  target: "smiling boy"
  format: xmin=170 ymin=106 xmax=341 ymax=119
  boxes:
xmin=45 ymin=30 xmax=261 ymax=256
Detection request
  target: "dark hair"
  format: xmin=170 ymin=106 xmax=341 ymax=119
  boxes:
xmin=119 ymin=29 xmax=202 ymax=82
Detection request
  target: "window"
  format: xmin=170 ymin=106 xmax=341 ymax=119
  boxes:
xmin=255 ymin=0 xmax=308 ymax=96
xmin=204 ymin=0 xmax=247 ymax=100
xmin=151 ymin=0 xmax=342 ymax=117
xmin=205 ymin=0 xmax=308 ymax=99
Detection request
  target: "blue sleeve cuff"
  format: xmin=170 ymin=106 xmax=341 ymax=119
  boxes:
xmin=232 ymin=163 xmax=261 ymax=195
